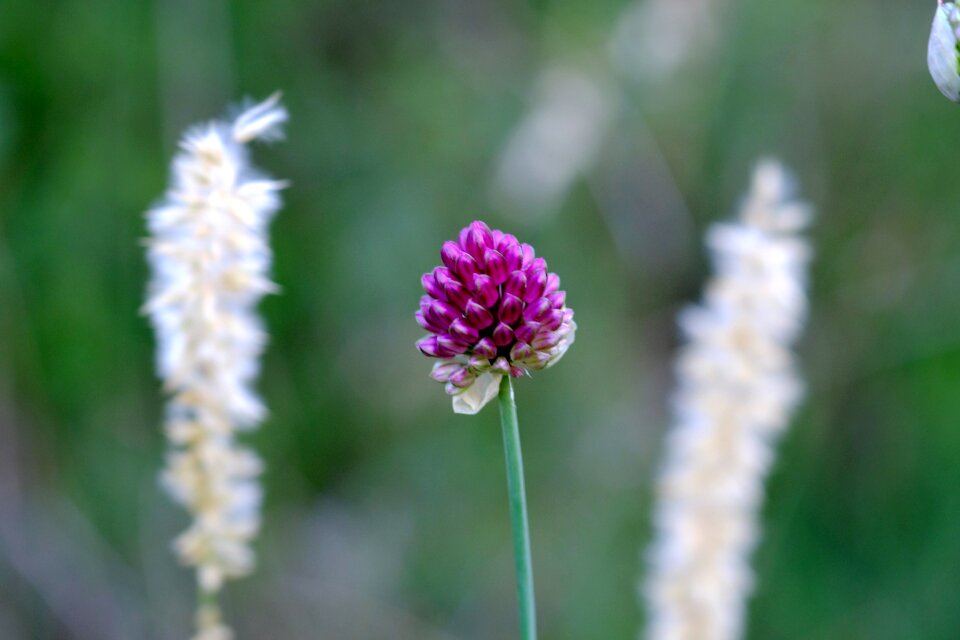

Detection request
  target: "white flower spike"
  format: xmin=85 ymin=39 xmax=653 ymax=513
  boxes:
xmin=145 ymin=93 xmax=287 ymax=640
xmin=643 ymin=160 xmax=812 ymax=640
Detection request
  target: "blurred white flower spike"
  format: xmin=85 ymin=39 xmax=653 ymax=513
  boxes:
xmin=643 ymin=161 xmax=812 ymax=640
xmin=929 ymin=0 xmax=960 ymax=102
xmin=144 ymin=93 xmax=287 ymax=640
xmin=491 ymin=67 xmax=615 ymax=218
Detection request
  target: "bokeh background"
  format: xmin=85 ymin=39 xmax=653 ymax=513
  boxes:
xmin=1 ymin=0 xmax=958 ymax=638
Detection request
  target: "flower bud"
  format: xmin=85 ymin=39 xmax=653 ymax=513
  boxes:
xmin=465 ymin=299 xmax=495 ymax=329
xmin=503 ymin=242 xmax=524 ymax=272
xmin=523 ymin=297 xmax=551 ymax=322
xmin=444 ymin=279 xmax=472 ymax=309
xmin=448 ymin=318 xmax=480 ymax=344
xmin=514 ymin=322 xmax=540 ymax=344
xmin=437 ymin=334 xmax=469 ymax=354
xmin=456 ymin=252 xmax=480 ymax=281
xmin=492 ymin=322 xmax=515 ymax=346
xmin=473 ymin=337 xmax=498 ymax=359
xmin=421 ymin=272 xmax=445 ymax=301
xmin=484 ymin=249 xmax=509 ymax=284
xmin=427 ymin=299 xmax=460 ymax=329
xmin=449 ymin=367 xmax=477 ymax=389
xmin=521 ymin=243 xmax=536 ymax=268
xmin=473 ymin=273 xmax=499 ymax=307
xmin=524 ymin=269 xmax=547 ymax=303
xmin=441 ymin=241 xmax=462 ymax=271
xmin=431 ymin=361 xmax=463 ymax=382
xmin=490 ymin=357 xmax=511 ymax=375
xmin=510 ymin=341 xmax=534 ymax=361
xmin=499 ymin=293 xmax=524 ymax=325
xmin=504 ymin=270 xmax=527 ymax=298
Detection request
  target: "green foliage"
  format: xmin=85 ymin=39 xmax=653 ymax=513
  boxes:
xmin=0 ymin=0 xmax=957 ymax=638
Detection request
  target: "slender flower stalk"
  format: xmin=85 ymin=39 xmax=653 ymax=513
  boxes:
xmin=643 ymin=161 xmax=812 ymax=640
xmin=498 ymin=376 xmax=536 ymax=640
xmin=145 ymin=94 xmax=287 ymax=640
xmin=416 ymin=221 xmax=576 ymax=638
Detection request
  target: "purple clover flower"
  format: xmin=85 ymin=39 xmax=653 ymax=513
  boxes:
xmin=416 ymin=221 xmax=576 ymax=413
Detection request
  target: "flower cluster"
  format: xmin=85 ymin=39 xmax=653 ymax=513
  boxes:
xmin=145 ymin=94 xmax=287 ymax=640
xmin=416 ymin=221 xmax=576 ymax=413
xmin=643 ymin=160 xmax=811 ymax=640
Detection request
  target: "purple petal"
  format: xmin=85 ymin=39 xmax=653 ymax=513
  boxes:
xmin=544 ymin=273 xmax=560 ymax=296
xmin=531 ymin=330 xmax=561 ymax=350
xmin=497 ymin=232 xmax=520 ymax=254
xmin=510 ymin=341 xmax=534 ymax=361
xmin=473 ymin=337 xmax=497 ymax=359
xmin=484 ymin=249 xmax=509 ymax=285
xmin=498 ymin=293 xmax=523 ymax=325
xmin=455 ymin=253 xmax=480 ymax=282
xmin=471 ymin=221 xmax=494 ymax=246
xmin=529 ymin=257 xmax=547 ymax=274
xmin=514 ymin=321 xmax=540 ymax=344
xmin=468 ymin=354 xmax=490 ymax=369
xmin=437 ymin=334 xmax=469 ymax=354
xmin=473 ymin=274 xmax=499 ymax=308
xmin=417 ymin=336 xmax=443 ymax=357
xmin=441 ymin=241 xmax=462 ymax=272
xmin=491 ymin=229 xmax=504 ymax=247
xmin=434 ymin=266 xmax=455 ymax=288
xmin=523 ymin=297 xmax=551 ymax=323
xmin=491 ymin=357 xmax=511 ymax=375
xmin=449 ymin=318 xmax=480 ymax=344
xmin=449 ymin=367 xmax=476 ymax=389
xmin=431 ymin=362 xmax=462 ymax=382
xmin=523 ymin=270 xmax=547 ymax=303
xmin=421 ymin=272 xmax=445 ymax=300
xmin=541 ymin=309 xmax=564 ymax=332
xmin=416 ymin=310 xmax=445 ymax=334
xmin=427 ymin=299 xmax=460 ymax=329
xmin=520 ymin=243 xmax=535 ymax=269
xmin=509 ymin=365 xmax=526 ymax=378
xmin=492 ymin=322 xmax=515 ymax=347
xmin=444 ymin=280 xmax=472 ymax=309
xmin=504 ymin=270 xmax=527 ymax=299
xmin=503 ymin=242 xmax=524 ymax=272
xmin=527 ymin=351 xmax=553 ymax=368
xmin=463 ymin=221 xmax=493 ymax=261
xmin=420 ymin=295 xmax=433 ymax=315
xmin=547 ymin=290 xmax=566 ymax=309
xmin=464 ymin=300 xmax=494 ymax=329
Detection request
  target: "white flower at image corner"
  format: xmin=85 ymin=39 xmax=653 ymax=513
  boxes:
xmin=929 ymin=0 xmax=960 ymax=102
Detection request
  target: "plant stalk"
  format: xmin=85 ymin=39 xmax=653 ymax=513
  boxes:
xmin=497 ymin=375 xmax=537 ymax=640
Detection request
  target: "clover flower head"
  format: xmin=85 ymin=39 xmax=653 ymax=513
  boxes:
xmin=416 ymin=221 xmax=576 ymax=414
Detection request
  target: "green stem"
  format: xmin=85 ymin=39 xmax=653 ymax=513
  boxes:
xmin=497 ymin=375 xmax=537 ymax=640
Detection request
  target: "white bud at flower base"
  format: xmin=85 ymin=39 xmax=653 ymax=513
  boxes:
xmin=145 ymin=93 xmax=286 ymax=640
xmin=929 ymin=1 xmax=960 ymax=102
xmin=643 ymin=160 xmax=811 ymax=640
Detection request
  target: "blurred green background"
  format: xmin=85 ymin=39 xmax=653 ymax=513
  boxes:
xmin=1 ymin=0 xmax=958 ymax=638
